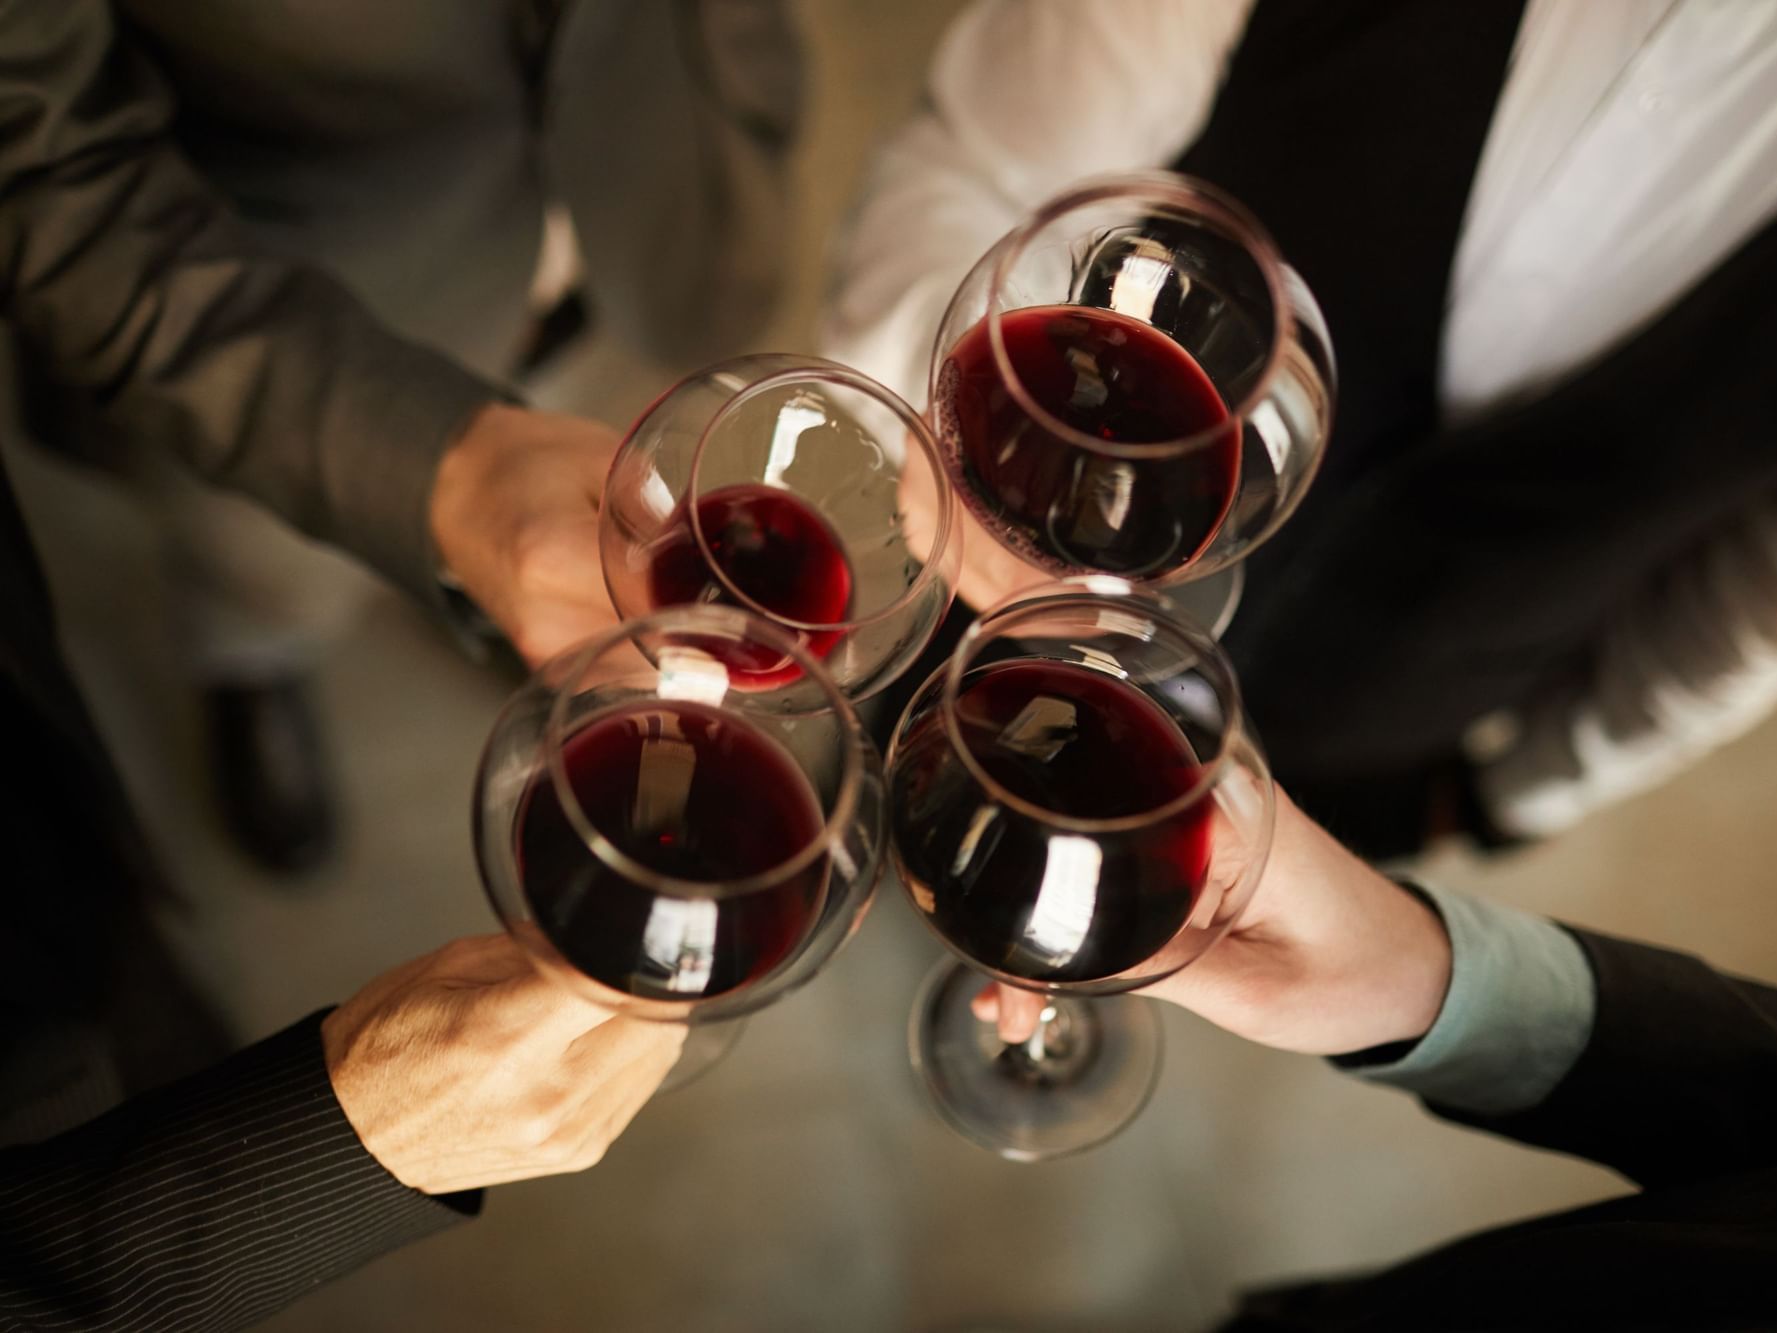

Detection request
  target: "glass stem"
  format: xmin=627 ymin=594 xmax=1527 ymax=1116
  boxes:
xmin=1025 ymin=1002 xmax=1061 ymax=1062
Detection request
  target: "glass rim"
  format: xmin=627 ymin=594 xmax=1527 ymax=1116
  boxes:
xmin=938 ymin=577 xmax=1247 ymax=833
xmin=541 ymin=605 xmax=866 ymax=899
xmin=687 ymin=358 xmax=958 ymax=633
xmin=977 ymin=170 xmax=1292 ymax=461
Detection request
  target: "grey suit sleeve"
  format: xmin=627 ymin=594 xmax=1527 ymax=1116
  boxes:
xmin=0 ymin=0 xmax=504 ymax=603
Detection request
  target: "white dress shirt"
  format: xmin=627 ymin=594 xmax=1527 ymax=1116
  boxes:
xmin=823 ymin=0 xmax=1777 ymax=837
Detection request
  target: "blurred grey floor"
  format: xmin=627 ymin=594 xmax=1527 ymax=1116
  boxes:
xmin=13 ymin=1 xmax=1777 ymax=1329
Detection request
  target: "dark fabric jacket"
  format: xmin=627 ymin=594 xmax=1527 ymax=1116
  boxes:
xmin=105 ymin=0 xmax=804 ymax=378
xmin=1229 ymin=929 xmax=1777 ymax=1331
xmin=0 ymin=0 xmax=500 ymax=605
xmin=0 ymin=1 xmax=690 ymax=1325
xmin=1176 ymin=0 xmax=1777 ymax=858
xmin=0 ymin=437 xmax=478 ymax=1331
xmin=0 ymin=0 xmax=797 ymax=1325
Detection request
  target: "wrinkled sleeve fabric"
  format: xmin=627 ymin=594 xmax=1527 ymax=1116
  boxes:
xmin=0 ymin=1012 xmax=479 ymax=1333
xmin=0 ymin=0 xmax=504 ymax=603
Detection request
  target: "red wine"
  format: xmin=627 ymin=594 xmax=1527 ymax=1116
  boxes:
xmin=516 ymin=700 xmax=828 ymax=1000
xmin=933 ymin=304 xmax=1240 ymax=579
xmin=646 ymin=484 xmax=854 ymax=689
xmin=890 ymin=661 xmax=1212 ymax=984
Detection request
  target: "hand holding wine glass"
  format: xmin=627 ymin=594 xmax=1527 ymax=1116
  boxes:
xmin=977 ymin=787 xmax=1453 ymax=1055
xmin=474 ymin=604 xmax=888 ymax=1087
xmin=429 ymin=403 xmax=625 ymax=667
xmin=888 ymin=580 xmax=1274 ymax=1159
xmin=1142 ymin=786 xmax=1452 ymax=1055
xmin=321 ymin=933 xmax=684 ymax=1194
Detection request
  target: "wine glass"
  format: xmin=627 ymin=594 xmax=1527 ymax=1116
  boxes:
xmin=929 ymin=171 xmax=1334 ymax=587
xmin=474 ymin=605 xmax=886 ymax=1082
xmin=601 ymin=355 xmax=963 ymax=713
xmin=887 ymin=579 xmax=1274 ymax=1159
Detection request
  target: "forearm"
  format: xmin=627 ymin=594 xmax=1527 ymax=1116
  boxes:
xmin=1160 ymin=795 xmax=1777 ymax=1189
xmin=0 ymin=0 xmax=503 ymax=603
xmin=0 ymin=1012 xmax=477 ymax=1332
xmin=821 ymin=114 xmax=1026 ymax=408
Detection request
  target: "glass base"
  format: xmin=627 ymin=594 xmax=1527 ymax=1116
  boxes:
xmin=660 ymin=1018 xmax=746 ymax=1094
xmin=909 ymin=959 xmax=1162 ymax=1161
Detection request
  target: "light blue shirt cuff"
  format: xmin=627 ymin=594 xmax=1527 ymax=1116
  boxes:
xmin=1343 ymin=883 xmax=1597 ymax=1115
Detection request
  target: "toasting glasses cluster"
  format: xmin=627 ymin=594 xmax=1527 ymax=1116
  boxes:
xmin=473 ymin=172 xmax=1336 ymax=1156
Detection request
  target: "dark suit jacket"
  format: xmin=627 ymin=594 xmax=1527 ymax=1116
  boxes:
xmin=1229 ymin=931 xmax=1777 ymax=1332
xmin=0 ymin=3 xmax=506 ymax=1328
xmin=99 ymin=0 xmax=802 ymax=384
xmin=0 ymin=0 xmax=801 ymax=1322
xmin=0 ymin=473 xmax=479 ymax=1331
xmin=0 ymin=0 xmax=804 ymax=1325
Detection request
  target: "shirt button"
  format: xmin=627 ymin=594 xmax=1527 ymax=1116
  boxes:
xmin=1638 ymin=87 xmax=1671 ymax=113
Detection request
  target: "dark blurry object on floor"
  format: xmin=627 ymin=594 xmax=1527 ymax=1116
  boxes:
xmin=825 ymin=0 xmax=1777 ymax=860
xmin=9 ymin=0 xmax=806 ymax=872
xmin=204 ymin=678 xmax=338 ymax=874
xmin=514 ymin=288 xmax=596 ymax=381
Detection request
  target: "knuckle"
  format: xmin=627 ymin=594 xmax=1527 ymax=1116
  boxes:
xmin=435 ymin=934 xmax=499 ymax=970
xmin=516 ymin=1109 xmax=561 ymax=1150
xmin=509 ymin=627 xmax=552 ymax=668
xmin=533 ymin=1137 xmax=574 ymax=1171
xmin=510 ymin=527 xmax=572 ymax=592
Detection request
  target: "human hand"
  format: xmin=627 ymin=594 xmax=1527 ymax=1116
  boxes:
xmin=321 ymin=933 xmax=684 ymax=1194
xmin=429 ymin=403 xmax=623 ymax=666
xmin=977 ymin=788 xmax=1452 ymax=1055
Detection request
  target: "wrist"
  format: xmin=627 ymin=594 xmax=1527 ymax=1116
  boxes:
xmin=1332 ymin=886 xmax=1596 ymax=1113
xmin=1354 ymin=878 xmax=1454 ymax=1049
xmin=428 ymin=402 xmax=527 ymax=566
xmin=1277 ymin=794 xmax=1453 ymax=1049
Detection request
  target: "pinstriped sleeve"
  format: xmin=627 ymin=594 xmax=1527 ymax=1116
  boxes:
xmin=0 ymin=1011 xmax=479 ymax=1332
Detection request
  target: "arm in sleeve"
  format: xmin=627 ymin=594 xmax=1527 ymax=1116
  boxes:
xmin=1336 ymin=882 xmax=1777 ymax=1189
xmin=0 ymin=1012 xmax=478 ymax=1333
xmin=1437 ymin=927 xmax=1777 ymax=1189
xmin=1475 ymin=497 xmax=1777 ymax=839
xmin=820 ymin=0 xmax=1254 ymax=407
xmin=1335 ymin=883 xmax=1597 ymax=1116
xmin=0 ymin=0 xmax=505 ymax=604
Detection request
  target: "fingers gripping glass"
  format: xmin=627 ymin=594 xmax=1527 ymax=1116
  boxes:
xmin=474 ymin=606 xmax=888 ymax=1084
xmin=887 ymin=581 xmax=1274 ymax=1158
